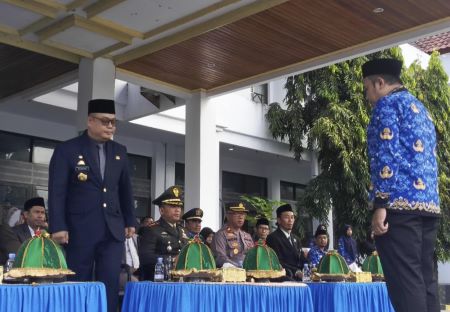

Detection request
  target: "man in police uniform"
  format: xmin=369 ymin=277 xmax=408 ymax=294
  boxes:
xmin=211 ymin=202 xmax=254 ymax=268
xmin=138 ymin=186 xmax=188 ymax=280
xmin=48 ymin=99 xmax=136 ymax=312
xmin=182 ymin=208 xmax=203 ymax=239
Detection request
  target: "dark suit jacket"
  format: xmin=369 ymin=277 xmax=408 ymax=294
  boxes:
xmin=48 ymin=131 xmax=136 ymax=243
xmin=0 ymin=224 xmax=21 ymax=265
xmin=12 ymin=223 xmax=32 ymax=244
xmin=266 ymin=228 xmax=307 ymax=279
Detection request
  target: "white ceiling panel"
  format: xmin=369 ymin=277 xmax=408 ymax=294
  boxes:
xmin=50 ymin=26 xmax=119 ymax=53
xmin=97 ymin=0 xmax=224 ymax=33
xmin=0 ymin=3 xmax=44 ymax=29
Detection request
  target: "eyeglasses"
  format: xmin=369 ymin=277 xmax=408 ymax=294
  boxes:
xmin=92 ymin=116 xmax=116 ymax=127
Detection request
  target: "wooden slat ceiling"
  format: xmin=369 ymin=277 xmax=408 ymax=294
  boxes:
xmin=0 ymin=43 xmax=77 ymax=99
xmin=119 ymin=0 xmax=450 ymax=91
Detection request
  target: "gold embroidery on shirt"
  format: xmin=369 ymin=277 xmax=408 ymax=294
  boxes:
xmin=390 ymin=198 xmax=440 ymax=214
xmin=413 ymin=178 xmax=426 ymax=190
xmin=380 ymin=128 xmax=393 ymax=140
xmin=380 ymin=166 xmax=393 ymax=179
xmin=413 ymin=139 xmax=424 ymax=153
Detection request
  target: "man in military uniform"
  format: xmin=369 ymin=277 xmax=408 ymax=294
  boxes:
xmin=211 ymin=202 xmax=254 ymax=268
xmin=138 ymin=186 xmax=188 ymax=280
xmin=182 ymin=208 xmax=203 ymax=239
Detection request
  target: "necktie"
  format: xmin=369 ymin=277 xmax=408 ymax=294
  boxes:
xmin=97 ymin=144 xmax=105 ymax=179
xmin=288 ymin=235 xmax=294 ymax=246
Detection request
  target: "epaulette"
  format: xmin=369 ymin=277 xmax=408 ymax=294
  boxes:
xmin=149 ymin=221 xmax=160 ymax=227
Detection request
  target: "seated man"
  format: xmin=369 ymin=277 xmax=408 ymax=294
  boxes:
xmin=254 ymin=217 xmax=270 ymax=242
xmin=13 ymin=197 xmax=47 ymax=243
xmin=211 ymin=202 xmax=254 ymax=268
xmin=182 ymin=208 xmax=203 ymax=239
xmin=266 ymin=204 xmax=307 ymax=280
xmin=307 ymin=224 xmax=328 ymax=268
xmin=138 ymin=186 xmax=188 ymax=280
xmin=0 ymin=224 xmax=21 ymax=265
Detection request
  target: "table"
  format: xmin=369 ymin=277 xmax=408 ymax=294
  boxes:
xmin=307 ymin=282 xmax=395 ymax=312
xmin=0 ymin=282 xmax=107 ymax=312
xmin=122 ymin=282 xmax=314 ymax=312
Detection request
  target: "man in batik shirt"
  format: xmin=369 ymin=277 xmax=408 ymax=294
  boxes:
xmin=364 ymin=58 xmax=440 ymax=312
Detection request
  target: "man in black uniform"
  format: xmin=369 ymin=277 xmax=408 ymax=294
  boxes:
xmin=138 ymin=186 xmax=188 ymax=280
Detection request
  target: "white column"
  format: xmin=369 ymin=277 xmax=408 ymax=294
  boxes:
xmin=151 ymin=142 xmax=166 ymax=220
xmin=267 ymin=175 xmax=280 ymax=221
xmin=185 ymin=90 xmax=220 ymax=231
xmin=165 ymin=143 xmax=176 ymax=188
xmin=77 ymin=58 xmax=116 ymax=131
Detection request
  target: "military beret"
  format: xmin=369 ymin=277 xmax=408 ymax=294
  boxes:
xmin=362 ymin=58 xmax=402 ymax=79
xmin=24 ymin=197 xmax=45 ymax=211
xmin=256 ymin=217 xmax=270 ymax=227
xmin=276 ymin=203 xmax=293 ymax=218
xmin=88 ymin=99 xmax=115 ymax=115
xmin=226 ymin=202 xmax=249 ymax=213
xmin=153 ymin=186 xmax=183 ymax=206
xmin=182 ymin=208 xmax=203 ymax=221
xmin=314 ymin=224 xmax=328 ymax=237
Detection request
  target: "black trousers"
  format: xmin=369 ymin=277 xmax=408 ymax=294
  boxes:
xmin=375 ymin=211 xmax=440 ymax=312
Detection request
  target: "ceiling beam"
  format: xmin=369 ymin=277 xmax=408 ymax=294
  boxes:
xmin=114 ymin=0 xmax=289 ymax=65
xmin=33 ymin=0 xmax=66 ymax=11
xmin=19 ymin=16 xmax=53 ymax=36
xmin=0 ymin=23 xmax=19 ymax=36
xmin=90 ymin=16 xmax=144 ymax=39
xmin=43 ymin=39 xmax=93 ymax=58
xmin=0 ymin=31 xmax=80 ymax=63
xmin=93 ymin=42 xmax=127 ymax=58
xmin=84 ymin=0 xmax=125 ymax=18
xmin=206 ymin=17 xmax=450 ymax=97
xmin=1 ymin=0 xmax=59 ymax=18
xmin=116 ymin=68 xmax=193 ymax=100
xmin=143 ymin=0 xmax=240 ymax=39
xmin=36 ymin=15 xmax=74 ymax=41
xmin=36 ymin=14 xmax=133 ymax=44
xmin=66 ymin=0 xmax=90 ymax=11
xmin=73 ymin=15 xmax=133 ymax=44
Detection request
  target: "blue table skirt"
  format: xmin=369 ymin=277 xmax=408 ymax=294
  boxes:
xmin=307 ymin=282 xmax=395 ymax=312
xmin=0 ymin=282 xmax=107 ymax=312
xmin=123 ymin=282 xmax=314 ymax=312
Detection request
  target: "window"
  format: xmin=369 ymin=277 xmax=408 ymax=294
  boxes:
xmin=0 ymin=132 xmax=31 ymax=162
xmin=134 ymin=197 xmax=150 ymax=218
xmin=222 ymin=171 xmax=267 ymax=199
xmin=251 ymin=83 xmax=268 ymax=104
xmin=175 ymin=163 xmax=185 ymax=186
xmin=128 ymin=154 xmax=151 ymax=179
xmin=32 ymin=139 xmax=58 ymax=165
xmin=280 ymin=181 xmax=306 ymax=201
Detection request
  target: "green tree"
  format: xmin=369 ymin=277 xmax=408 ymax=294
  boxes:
xmin=239 ymin=195 xmax=284 ymax=227
xmin=266 ymin=48 xmax=450 ymax=260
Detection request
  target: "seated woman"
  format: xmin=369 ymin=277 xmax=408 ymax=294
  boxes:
xmin=337 ymin=224 xmax=358 ymax=265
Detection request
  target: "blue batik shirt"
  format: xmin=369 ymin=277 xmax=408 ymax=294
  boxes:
xmin=367 ymin=89 xmax=440 ymax=216
xmin=307 ymin=245 xmax=327 ymax=268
